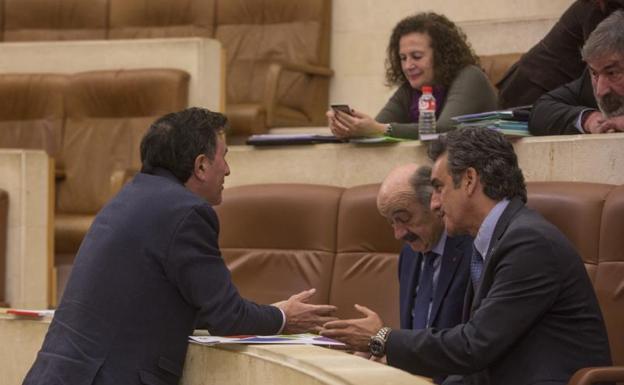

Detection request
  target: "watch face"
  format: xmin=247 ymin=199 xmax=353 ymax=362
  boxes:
xmin=369 ymin=337 xmax=385 ymax=357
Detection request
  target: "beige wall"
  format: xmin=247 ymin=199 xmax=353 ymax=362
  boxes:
xmin=329 ymin=0 xmax=575 ymax=115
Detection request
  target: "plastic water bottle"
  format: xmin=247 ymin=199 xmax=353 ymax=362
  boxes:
xmin=418 ymin=86 xmax=436 ymax=136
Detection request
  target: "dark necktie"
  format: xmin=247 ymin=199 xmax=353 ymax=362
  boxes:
xmin=412 ymin=251 xmax=436 ymax=330
xmin=470 ymin=245 xmax=484 ymax=290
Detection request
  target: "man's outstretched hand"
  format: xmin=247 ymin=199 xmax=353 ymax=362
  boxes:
xmin=274 ymin=288 xmax=337 ymax=334
xmin=320 ymin=304 xmax=383 ymax=352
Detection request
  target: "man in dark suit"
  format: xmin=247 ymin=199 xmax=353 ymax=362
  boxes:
xmin=320 ymin=163 xmax=471 ymax=383
xmin=376 ymin=164 xmax=471 ymax=332
xmin=323 ymin=127 xmax=611 ymax=385
xmin=23 ymin=108 xmax=336 ymax=385
xmin=496 ymin=0 xmax=624 ymax=109
xmin=529 ymin=11 xmax=624 ymax=135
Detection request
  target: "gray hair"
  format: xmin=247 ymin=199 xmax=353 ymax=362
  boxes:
xmin=409 ymin=165 xmax=433 ymax=210
xmin=582 ymin=10 xmax=624 ymax=62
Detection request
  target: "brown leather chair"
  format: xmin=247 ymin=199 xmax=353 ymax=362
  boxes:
xmin=580 ymin=184 xmax=624 ymax=385
xmin=3 ymin=0 xmax=108 ymax=41
xmin=0 ymin=189 xmax=8 ymax=307
xmin=108 ymin=0 xmax=333 ymax=135
xmin=479 ymin=53 xmax=523 ymax=89
xmin=212 ymin=181 xmax=623 ymax=384
xmin=215 ymin=184 xmax=342 ymax=305
xmin=527 ymin=182 xmax=624 ymax=385
xmin=55 ymin=69 xmax=190 ymax=268
xmin=216 ymin=0 xmax=333 ymax=135
xmin=0 ymin=73 xmax=66 ymax=157
xmin=526 ymin=182 xmax=613 ymax=282
xmin=332 ymin=184 xmax=402 ymax=328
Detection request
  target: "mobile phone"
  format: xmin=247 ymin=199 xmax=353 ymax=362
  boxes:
xmin=331 ymin=104 xmax=353 ymax=116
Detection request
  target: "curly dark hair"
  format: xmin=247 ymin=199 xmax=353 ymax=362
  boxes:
xmin=385 ymin=12 xmax=479 ymax=88
xmin=428 ymin=127 xmax=527 ymax=203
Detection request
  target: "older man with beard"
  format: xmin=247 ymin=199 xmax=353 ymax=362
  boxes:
xmin=529 ymin=10 xmax=624 ymax=135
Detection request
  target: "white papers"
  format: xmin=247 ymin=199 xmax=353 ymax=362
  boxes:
xmin=5 ymin=309 xmax=55 ymax=318
xmin=189 ymin=333 xmax=345 ymax=346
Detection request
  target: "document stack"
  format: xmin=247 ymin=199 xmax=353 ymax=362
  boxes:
xmin=451 ymin=106 xmax=532 ymax=138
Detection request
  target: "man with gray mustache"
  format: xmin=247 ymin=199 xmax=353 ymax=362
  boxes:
xmin=323 ymin=164 xmax=471 ymax=383
xmin=379 ymin=164 xmax=472 ymax=337
xmin=529 ymin=10 xmax=624 ymax=135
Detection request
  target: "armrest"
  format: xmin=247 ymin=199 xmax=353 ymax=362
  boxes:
xmin=568 ymin=366 xmax=624 ymax=385
xmin=110 ymin=168 xmax=139 ymax=196
xmin=263 ymin=60 xmax=334 ymax=126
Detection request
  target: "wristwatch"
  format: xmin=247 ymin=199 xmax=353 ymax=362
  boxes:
xmin=384 ymin=123 xmax=393 ymax=137
xmin=369 ymin=326 xmax=392 ymax=357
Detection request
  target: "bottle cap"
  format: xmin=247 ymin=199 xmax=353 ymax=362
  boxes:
xmin=422 ymin=86 xmax=433 ymax=93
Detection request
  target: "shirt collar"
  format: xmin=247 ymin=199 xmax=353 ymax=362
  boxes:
xmin=474 ymin=199 xmax=510 ymax=261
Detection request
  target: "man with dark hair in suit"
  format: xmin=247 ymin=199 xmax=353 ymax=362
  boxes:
xmin=529 ymin=10 xmax=624 ymax=135
xmin=323 ymin=127 xmax=611 ymax=385
xmin=24 ymin=107 xmax=337 ymax=385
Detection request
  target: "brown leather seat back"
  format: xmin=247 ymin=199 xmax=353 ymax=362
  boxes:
xmin=57 ymin=69 xmax=189 ymax=215
xmin=526 ymin=182 xmax=613 ymax=282
xmin=215 ymin=184 xmax=343 ymax=305
xmin=0 ymin=73 xmax=66 ymax=157
xmin=596 ymin=185 xmax=624 ymax=365
xmin=332 ymin=184 xmax=403 ymax=328
xmin=108 ymin=0 xmax=215 ymax=39
xmin=479 ymin=53 xmax=523 ymax=87
xmin=217 ymin=0 xmax=326 ymax=102
xmin=3 ymin=0 xmax=107 ymax=41
xmin=216 ymin=0 xmax=331 ymax=129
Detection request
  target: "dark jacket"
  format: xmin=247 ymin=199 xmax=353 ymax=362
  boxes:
xmin=386 ymin=197 xmax=611 ymax=385
xmin=497 ymin=0 xmax=622 ymax=108
xmin=23 ymin=168 xmax=282 ymax=385
xmin=398 ymin=235 xmax=472 ymax=330
xmin=528 ymin=69 xmax=596 ymax=135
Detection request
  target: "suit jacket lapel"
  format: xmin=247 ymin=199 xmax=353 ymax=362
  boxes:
xmin=429 ymin=236 xmax=465 ymax=326
xmin=471 ymin=197 xmax=525 ymax=311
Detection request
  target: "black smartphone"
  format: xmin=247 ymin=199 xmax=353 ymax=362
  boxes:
xmin=331 ymin=104 xmax=353 ymax=116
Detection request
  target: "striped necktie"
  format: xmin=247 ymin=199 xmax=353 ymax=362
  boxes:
xmin=412 ymin=251 xmax=437 ymax=329
xmin=470 ymin=245 xmax=484 ymax=290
